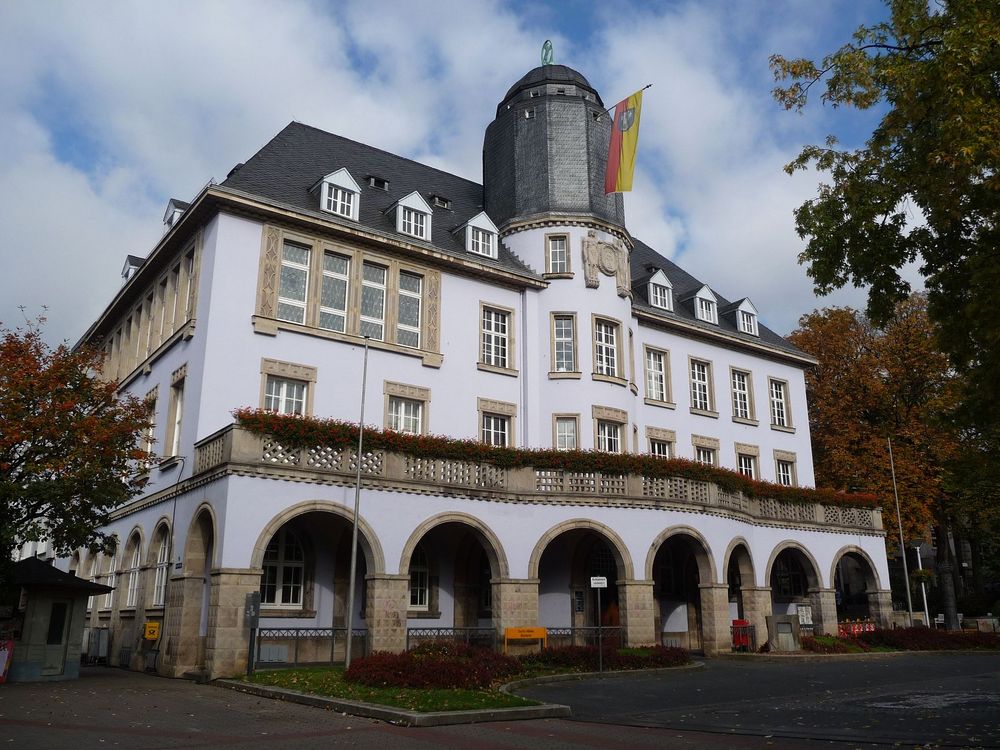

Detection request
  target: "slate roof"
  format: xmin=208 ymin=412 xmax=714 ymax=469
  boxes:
xmin=220 ymin=122 xmax=533 ymax=275
xmin=500 ymin=64 xmax=603 ymax=107
xmin=13 ymin=556 xmax=113 ymax=593
xmin=629 ymin=239 xmax=804 ymax=356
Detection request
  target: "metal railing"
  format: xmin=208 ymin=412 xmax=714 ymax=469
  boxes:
xmin=730 ymin=623 xmax=757 ymax=652
xmin=545 ymin=626 xmax=624 ymax=649
xmin=405 ymin=627 xmax=497 ymax=651
xmin=254 ymin=627 xmax=368 ymax=669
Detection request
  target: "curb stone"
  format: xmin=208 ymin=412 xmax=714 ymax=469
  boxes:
xmin=503 ymin=660 xmax=705 ymax=692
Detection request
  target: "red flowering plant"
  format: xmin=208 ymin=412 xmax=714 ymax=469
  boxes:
xmin=233 ymin=408 xmax=880 ymax=510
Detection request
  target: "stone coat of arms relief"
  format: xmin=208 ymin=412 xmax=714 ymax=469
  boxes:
xmin=582 ymin=230 xmax=631 ymax=299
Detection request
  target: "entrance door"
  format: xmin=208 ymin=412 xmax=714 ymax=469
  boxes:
xmin=41 ymin=600 xmax=72 ymax=676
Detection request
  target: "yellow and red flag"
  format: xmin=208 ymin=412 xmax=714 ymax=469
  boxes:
xmin=604 ymin=90 xmax=644 ymax=194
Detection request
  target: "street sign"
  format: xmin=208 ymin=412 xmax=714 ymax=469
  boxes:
xmin=244 ymin=591 xmax=261 ymax=629
xmin=143 ymin=621 xmax=160 ymax=640
xmin=590 ymin=576 xmax=607 ymax=588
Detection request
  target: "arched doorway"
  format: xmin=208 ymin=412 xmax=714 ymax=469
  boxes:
xmin=833 ymin=549 xmax=880 ymax=621
xmin=768 ymin=545 xmax=821 ymax=635
xmin=183 ymin=508 xmax=215 ymax=671
xmin=650 ymin=531 xmax=714 ymax=652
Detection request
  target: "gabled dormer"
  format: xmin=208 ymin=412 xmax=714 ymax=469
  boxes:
xmin=315 ymin=168 xmax=361 ymax=221
xmin=162 ymin=198 xmax=189 ymax=232
xmin=692 ymin=285 xmax=719 ymax=324
xmin=647 ymin=269 xmax=673 ymax=311
xmin=458 ymin=211 xmax=499 ymax=259
xmin=392 ymin=191 xmax=433 ymax=241
xmin=736 ymin=298 xmax=759 ymax=336
xmin=121 ymin=254 xmax=145 ymax=285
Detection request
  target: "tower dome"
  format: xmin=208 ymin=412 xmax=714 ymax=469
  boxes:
xmin=483 ymin=64 xmax=626 ymax=232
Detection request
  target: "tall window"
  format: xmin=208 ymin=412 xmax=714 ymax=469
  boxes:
xmin=470 ymin=227 xmax=495 ymax=257
xmin=594 ymin=320 xmax=619 ymax=377
xmin=401 ymin=207 xmax=427 ymax=239
xmin=650 ymin=439 xmax=672 ymax=458
xmin=695 ymin=446 xmax=716 ymax=465
xmin=731 ymin=370 xmax=752 ymax=420
xmin=325 ymin=184 xmax=354 ymax=218
xmin=555 ymin=416 xmax=578 ymax=450
xmin=396 ymin=272 xmax=422 ymax=348
xmin=320 ymin=252 xmax=349 ymax=332
xmin=770 ymin=379 xmax=789 ymax=427
xmin=167 ymin=378 xmax=184 ymax=457
xmin=646 ymin=349 xmax=667 ymax=402
xmin=141 ymin=394 xmax=156 ymax=455
xmin=388 ymin=396 xmax=423 ymax=434
xmin=103 ymin=555 xmax=117 ymax=609
xmin=776 ymin=459 xmax=795 ymax=486
xmin=264 ymin=376 xmax=306 ymax=415
xmin=690 ymin=360 xmax=712 ymax=412
xmin=481 ymin=413 xmax=510 ymax=447
xmin=739 ymin=310 xmax=758 ymax=335
xmin=481 ymin=308 xmax=510 ymax=369
xmin=553 ymin=315 xmax=576 ymax=372
xmin=277 ymin=242 xmax=310 ymax=324
xmin=360 ymin=262 xmax=387 ymax=340
xmin=409 ymin=545 xmax=429 ymax=610
xmin=650 ymin=283 xmax=672 ymax=310
xmin=697 ymin=296 xmax=717 ymax=324
xmin=152 ymin=531 xmax=169 ymax=607
xmin=260 ymin=529 xmax=305 ymax=607
xmin=547 ymin=235 xmax=569 ymax=273
xmin=125 ymin=541 xmax=141 ymax=608
xmin=596 ymin=420 xmax=622 ymax=452
xmin=737 ymin=453 xmax=757 ymax=479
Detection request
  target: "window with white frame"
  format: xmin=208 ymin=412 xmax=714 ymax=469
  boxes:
xmin=547 ymin=235 xmax=569 ymax=274
xmin=481 ymin=307 xmax=510 ymax=369
xmin=360 ymin=262 xmax=387 ymax=340
xmin=264 ymin=375 xmax=307 ymax=415
xmin=260 ymin=529 xmax=305 ymax=607
xmin=401 ymin=206 xmax=428 ymax=239
xmin=409 ymin=545 xmax=429 ymax=610
xmin=396 ymin=271 xmax=422 ymax=348
xmin=125 ymin=540 xmax=141 ymax=608
xmin=277 ymin=242 xmax=310 ymax=324
xmin=697 ymin=296 xmax=718 ymax=324
xmin=776 ymin=459 xmax=795 ymax=486
xmin=737 ymin=453 xmax=757 ymax=479
xmin=324 ymin=184 xmax=355 ymax=218
xmin=320 ymin=252 xmax=350 ymax=333
xmin=594 ymin=319 xmax=619 ymax=377
xmin=481 ymin=412 xmax=510 ymax=446
xmin=690 ymin=359 xmax=713 ymax=412
xmin=553 ymin=315 xmax=576 ymax=372
xmin=739 ymin=309 xmax=758 ymax=335
xmin=103 ymin=555 xmax=117 ymax=609
xmin=650 ymin=283 xmax=672 ymax=310
xmin=646 ymin=348 xmax=668 ymax=402
xmin=770 ymin=379 xmax=790 ymax=428
xmin=141 ymin=392 xmax=156 ymax=455
xmin=387 ymin=396 xmax=423 ymax=434
xmin=731 ymin=369 xmax=752 ymax=420
xmin=596 ymin=420 xmax=622 ymax=452
xmin=695 ymin=446 xmax=716 ymax=465
xmin=470 ymin=227 xmax=495 ymax=258
xmin=166 ymin=377 xmax=184 ymax=457
xmin=152 ymin=530 xmax=169 ymax=607
xmin=650 ymin=439 xmax=672 ymax=458
xmin=554 ymin=416 xmax=578 ymax=450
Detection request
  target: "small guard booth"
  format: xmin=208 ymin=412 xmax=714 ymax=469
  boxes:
xmin=1 ymin=557 xmax=112 ymax=682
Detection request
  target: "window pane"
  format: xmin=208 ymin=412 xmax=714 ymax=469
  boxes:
xmin=278 ymin=266 xmax=307 ymax=302
xmin=282 ymin=244 xmax=309 ymax=266
xmin=360 ymin=320 xmax=383 ymax=339
xmin=399 ymin=271 xmax=421 ymax=294
xmin=398 ymin=294 xmax=420 ymax=327
xmin=319 ymin=311 xmax=346 ymax=332
xmin=321 ymin=276 xmax=347 ymax=311
xmin=363 ymin=263 xmax=386 ymax=284
xmin=324 ymin=253 xmax=349 ymax=275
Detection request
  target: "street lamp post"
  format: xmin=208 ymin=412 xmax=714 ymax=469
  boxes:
xmin=915 ymin=544 xmax=931 ymax=627
xmin=888 ymin=438 xmax=914 ymax=627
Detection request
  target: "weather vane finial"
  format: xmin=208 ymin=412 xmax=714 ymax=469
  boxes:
xmin=541 ymin=40 xmax=554 ymax=66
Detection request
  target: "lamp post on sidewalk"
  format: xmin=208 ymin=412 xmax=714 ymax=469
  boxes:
xmin=915 ymin=544 xmax=931 ymax=627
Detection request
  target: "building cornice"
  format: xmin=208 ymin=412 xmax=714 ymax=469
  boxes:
xmin=500 ymin=213 xmax=632 ymax=247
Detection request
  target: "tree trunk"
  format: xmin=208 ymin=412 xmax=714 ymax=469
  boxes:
xmin=935 ymin=521 xmax=960 ymax=629
xmin=970 ymin=534 xmax=984 ymax=595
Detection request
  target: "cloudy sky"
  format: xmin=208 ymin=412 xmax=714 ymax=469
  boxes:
xmin=0 ymin=0 xmax=906 ymax=345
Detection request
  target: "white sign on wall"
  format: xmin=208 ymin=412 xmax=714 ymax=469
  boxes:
xmin=590 ymin=576 xmax=608 ymax=588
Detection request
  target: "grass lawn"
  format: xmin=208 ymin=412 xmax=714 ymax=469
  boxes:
xmin=244 ymin=667 xmax=539 ymax=712
xmin=809 ymin=635 xmax=896 ymax=653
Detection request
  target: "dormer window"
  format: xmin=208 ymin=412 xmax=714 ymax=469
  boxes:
xmin=431 ymin=195 xmax=451 ymax=210
xmin=647 ymin=270 xmax=673 ymax=311
xmin=368 ymin=176 xmax=389 ymax=191
xmin=318 ymin=168 xmax=360 ymax=221
xmin=394 ymin=191 xmax=433 ymax=241
xmin=524 ymin=109 xmax=536 ymax=120
xmin=737 ymin=299 xmax=759 ymax=336
xmin=693 ymin=285 xmax=718 ymax=324
xmin=402 ymin=207 xmax=427 ymax=238
xmin=460 ymin=211 xmax=499 ymax=259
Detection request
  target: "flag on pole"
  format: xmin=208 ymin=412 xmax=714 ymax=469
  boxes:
xmin=604 ymin=90 xmax=644 ymax=194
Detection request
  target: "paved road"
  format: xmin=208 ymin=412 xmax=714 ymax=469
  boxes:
xmin=518 ymin=652 xmax=1000 ymax=747
xmin=1 ymin=655 xmax=997 ymax=749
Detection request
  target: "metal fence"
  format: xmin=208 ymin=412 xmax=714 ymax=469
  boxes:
xmin=545 ymin=626 xmax=624 ymax=649
xmin=405 ymin=627 xmax=498 ymax=651
xmin=730 ymin=623 xmax=757 ymax=652
xmin=254 ymin=627 xmax=368 ymax=669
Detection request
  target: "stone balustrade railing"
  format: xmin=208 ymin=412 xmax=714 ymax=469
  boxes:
xmin=193 ymin=424 xmax=883 ymax=534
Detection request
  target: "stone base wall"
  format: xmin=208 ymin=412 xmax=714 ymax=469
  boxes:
xmin=741 ymin=587 xmax=770 ymax=650
xmin=809 ymin=588 xmax=839 ymax=636
xmin=365 ymin=574 xmax=408 ymax=653
xmin=867 ymin=590 xmax=893 ymax=628
xmin=205 ymin=569 xmax=261 ymax=679
xmin=699 ymin=583 xmax=733 ymax=655
xmin=619 ymin=581 xmax=655 ymax=647
xmin=493 ymin=579 xmax=539 ymax=631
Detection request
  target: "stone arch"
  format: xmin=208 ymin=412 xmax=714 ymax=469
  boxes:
xmin=829 ymin=545 xmax=882 ymax=591
xmin=528 ymin=519 xmax=634 ymax=580
xmin=765 ymin=540 xmax=823 ymax=590
xmin=723 ymin=537 xmax=756 ymax=586
xmin=144 ymin=516 xmax=172 ymax=567
xmin=183 ymin=503 xmax=217 ymax=574
xmin=398 ymin=512 xmax=509 ymax=578
xmin=644 ymin=526 xmax=717 ymax=583
xmin=250 ymin=500 xmax=385 ymax=574
xmin=123 ymin=524 xmax=145 ymax=561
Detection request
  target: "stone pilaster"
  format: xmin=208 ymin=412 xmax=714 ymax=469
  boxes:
xmin=365 ymin=574 xmax=409 ymax=653
xmin=741 ymin=586 xmax=771 ymax=650
xmin=618 ymin=580 xmax=656 ymax=647
xmin=698 ymin=583 xmax=733 ymax=655
xmin=205 ymin=568 xmax=261 ymax=679
xmin=809 ymin=588 xmax=839 ymax=636
xmin=158 ymin=574 xmax=206 ymax=677
xmin=867 ymin=590 xmax=893 ymax=628
xmin=492 ymin=578 xmax=539 ymax=631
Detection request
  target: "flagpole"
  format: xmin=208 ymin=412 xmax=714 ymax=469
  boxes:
xmin=603 ymin=83 xmax=653 ymax=115
xmin=344 ymin=337 xmax=370 ymax=670
xmin=888 ymin=438 xmax=914 ymax=628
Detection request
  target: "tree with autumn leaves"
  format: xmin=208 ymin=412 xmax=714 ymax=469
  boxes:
xmin=0 ymin=319 xmax=151 ymax=588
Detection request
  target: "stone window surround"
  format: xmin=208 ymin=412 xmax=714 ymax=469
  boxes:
xmin=688 ymin=355 xmax=718 ymax=418
xmin=478 ymin=397 xmax=517 ymax=447
xmin=478 ymin=301 xmax=518 ymax=376
xmin=253 ymin=224 xmax=442 ymax=368
xmin=774 ymin=448 xmax=798 ymax=487
xmin=734 ymin=441 xmax=760 ymax=478
xmin=591 ymin=314 xmax=627 ymax=387
xmin=142 ymin=385 xmax=159 ymax=455
xmin=768 ymin=376 xmax=796 ymax=432
xmin=383 ymin=380 xmax=431 ymax=434
xmin=647 ymin=426 xmax=676 ymax=457
xmin=549 ymin=311 xmax=581 ymax=379
xmin=592 ymin=405 xmax=628 ymax=453
xmin=729 ymin=366 xmax=758 ymax=425
xmin=692 ymin=433 xmax=720 ymax=465
xmin=161 ymin=364 xmax=187 ymax=466
xmin=643 ymin=344 xmax=674 ymax=408
xmin=259 ymin=358 xmax=318 ymax=416
xmin=551 ymin=412 xmax=581 ymax=450
xmin=543 ymin=232 xmax=573 ymax=278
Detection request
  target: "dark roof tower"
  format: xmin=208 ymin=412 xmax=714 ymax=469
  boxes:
xmin=483 ymin=64 xmax=626 ymax=232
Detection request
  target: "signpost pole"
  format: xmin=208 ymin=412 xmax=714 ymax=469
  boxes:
xmin=597 ymin=585 xmax=603 ymax=674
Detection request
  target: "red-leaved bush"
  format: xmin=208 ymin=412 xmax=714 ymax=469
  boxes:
xmin=857 ymin=627 xmax=1000 ymax=651
xmin=344 ymin=641 xmax=520 ymax=689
